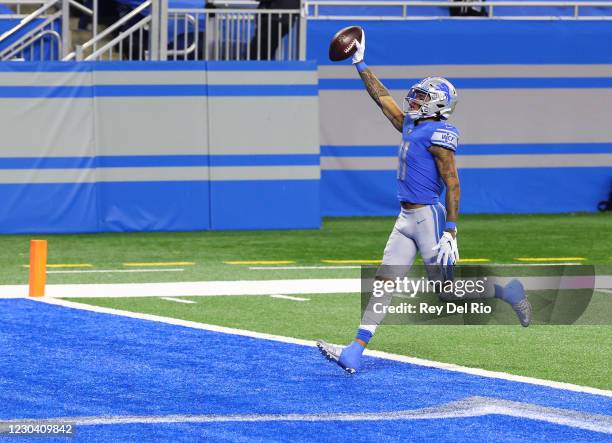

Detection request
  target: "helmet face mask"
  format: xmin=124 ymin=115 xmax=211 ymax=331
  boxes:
xmin=404 ymin=87 xmax=429 ymax=114
xmin=403 ymin=77 xmax=458 ymax=121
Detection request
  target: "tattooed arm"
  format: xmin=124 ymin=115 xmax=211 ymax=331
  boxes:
xmin=429 ymin=145 xmax=460 ymax=238
xmin=358 ymin=68 xmax=404 ymax=133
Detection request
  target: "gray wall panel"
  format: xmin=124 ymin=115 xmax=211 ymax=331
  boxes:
xmin=321 ymin=154 xmax=612 ymax=171
xmin=208 ymin=70 xmax=317 ymax=85
xmin=95 ymin=71 xmax=207 ymax=85
xmin=320 ymin=89 xmax=612 ymax=146
xmin=0 ymin=99 xmax=94 ymax=157
xmin=210 ymin=166 xmax=320 ymax=181
xmin=96 ymin=167 xmax=210 ymax=182
xmin=0 ymin=167 xmax=213 ymax=184
xmin=319 ymin=65 xmax=612 ymax=79
xmin=0 ymin=72 xmax=91 ymax=86
xmin=0 ymin=168 xmax=95 ymax=184
xmin=456 ymin=154 xmax=612 ymax=168
xmin=319 ymin=90 xmax=401 ymax=146
xmin=95 ymin=67 xmax=317 ymax=86
xmin=95 ymin=97 xmax=208 ymax=155
xmin=454 ymin=89 xmax=612 ymax=144
xmin=321 ymin=156 xmax=395 ymax=171
xmin=208 ymin=97 xmax=319 ymax=154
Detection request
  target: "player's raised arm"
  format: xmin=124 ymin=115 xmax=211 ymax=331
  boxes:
xmin=351 ymin=33 xmax=404 ymax=133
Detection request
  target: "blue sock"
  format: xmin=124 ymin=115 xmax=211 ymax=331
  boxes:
xmin=494 ymin=280 xmax=525 ymax=305
xmin=494 ymin=284 xmax=504 ymax=299
xmin=355 ymin=328 xmax=373 ymax=346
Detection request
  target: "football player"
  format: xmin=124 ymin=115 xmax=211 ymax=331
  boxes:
xmin=317 ymin=30 xmax=532 ymax=374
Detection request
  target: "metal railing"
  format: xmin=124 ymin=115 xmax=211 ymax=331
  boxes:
xmin=0 ymin=0 xmax=103 ymax=61
xmin=166 ymin=8 xmax=305 ymax=61
xmin=73 ymin=2 xmax=306 ymax=62
xmin=0 ymin=1 xmax=63 ymax=60
xmin=4 ymin=0 xmax=610 ymax=62
xmin=1 ymin=26 xmax=62 ymax=61
xmin=305 ymin=1 xmax=612 ymax=20
xmin=71 ymin=0 xmax=157 ymax=61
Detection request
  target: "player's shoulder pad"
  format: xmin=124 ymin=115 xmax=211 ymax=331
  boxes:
xmin=430 ymin=121 xmax=459 ymax=152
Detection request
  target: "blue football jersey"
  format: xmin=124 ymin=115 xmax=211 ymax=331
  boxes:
xmin=397 ymin=118 xmax=459 ymax=204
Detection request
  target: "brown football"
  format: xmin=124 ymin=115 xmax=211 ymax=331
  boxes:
xmin=328 ymin=26 xmax=363 ymax=62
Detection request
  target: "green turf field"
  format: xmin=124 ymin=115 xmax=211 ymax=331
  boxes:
xmin=0 ymin=213 xmax=610 ymax=285
xmin=2 ymin=213 xmax=611 ymax=389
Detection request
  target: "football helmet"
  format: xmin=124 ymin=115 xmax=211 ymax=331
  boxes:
xmin=403 ymin=77 xmax=458 ymax=121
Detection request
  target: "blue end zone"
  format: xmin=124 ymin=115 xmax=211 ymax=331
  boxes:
xmin=1 ymin=299 xmax=610 ymax=442
xmin=210 ymin=180 xmax=320 ymax=230
xmin=73 ymin=416 xmax=611 ymax=443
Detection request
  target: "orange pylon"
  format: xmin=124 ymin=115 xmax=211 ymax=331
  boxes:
xmin=29 ymin=240 xmax=47 ymax=297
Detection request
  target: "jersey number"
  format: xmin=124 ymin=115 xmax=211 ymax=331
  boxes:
xmin=397 ymin=141 xmax=410 ymax=180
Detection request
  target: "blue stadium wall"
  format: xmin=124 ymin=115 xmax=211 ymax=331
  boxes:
xmin=309 ymin=20 xmax=612 ymax=216
xmin=0 ymin=62 xmax=320 ymax=234
xmin=1 ymin=20 xmax=612 ymax=234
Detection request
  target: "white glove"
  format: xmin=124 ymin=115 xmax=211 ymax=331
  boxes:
xmin=432 ymin=231 xmax=459 ymax=266
xmin=351 ymin=31 xmax=365 ymax=64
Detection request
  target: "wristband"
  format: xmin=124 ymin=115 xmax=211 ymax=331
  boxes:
xmin=445 ymin=221 xmax=457 ymax=230
xmin=355 ymin=61 xmax=367 ymax=73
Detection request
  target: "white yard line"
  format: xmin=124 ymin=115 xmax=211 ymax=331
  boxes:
xmin=159 ymin=297 xmax=196 ymax=304
xmin=1 ymin=275 xmax=611 ymax=299
xmin=269 ymin=294 xmax=310 ymax=302
xmin=0 ymin=279 xmax=360 ymax=299
xmin=1 ymin=396 xmax=610 ymax=433
xmin=32 ymin=297 xmax=612 ymax=398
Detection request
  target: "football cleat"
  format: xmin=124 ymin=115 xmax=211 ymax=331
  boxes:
xmin=497 ymin=279 xmax=532 ymax=327
xmin=316 ymin=340 xmax=364 ymax=374
xmin=511 ymin=297 xmax=533 ymax=328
